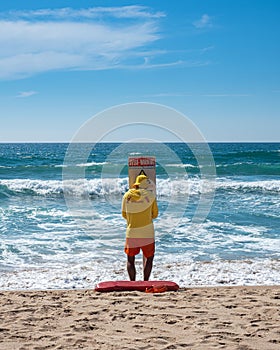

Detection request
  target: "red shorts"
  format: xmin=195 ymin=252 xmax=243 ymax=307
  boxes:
xmin=125 ymin=238 xmax=155 ymax=258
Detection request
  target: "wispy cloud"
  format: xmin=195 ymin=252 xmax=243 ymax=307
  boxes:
xmin=5 ymin=6 xmax=165 ymax=20
xmin=16 ymin=91 xmax=38 ymax=98
xmin=0 ymin=6 xmax=169 ymax=80
xmin=193 ymin=14 xmax=212 ymax=29
xmin=202 ymin=94 xmax=252 ymax=97
xmin=124 ymin=60 xmax=185 ymax=70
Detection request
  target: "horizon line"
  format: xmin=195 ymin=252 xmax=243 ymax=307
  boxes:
xmin=0 ymin=140 xmax=279 ymax=144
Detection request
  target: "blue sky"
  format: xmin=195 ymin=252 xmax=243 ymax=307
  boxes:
xmin=0 ymin=0 xmax=279 ymax=142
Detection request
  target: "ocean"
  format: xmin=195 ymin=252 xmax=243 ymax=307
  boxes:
xmin=0 ymin=142 xmax=279 ymax=290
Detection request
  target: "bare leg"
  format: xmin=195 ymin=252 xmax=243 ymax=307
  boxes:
xmin=127 ymin=255 xmax=136 ymax=281
xmin=143 ymin=255 xmax=154 ymax=281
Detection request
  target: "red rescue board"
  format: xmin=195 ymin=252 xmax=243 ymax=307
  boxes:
xmin=95 ymin=280 xmax=179 ymax=293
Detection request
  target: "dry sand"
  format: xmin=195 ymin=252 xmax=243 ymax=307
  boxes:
xmin=0 ymin=286 xmax=279 ymax=350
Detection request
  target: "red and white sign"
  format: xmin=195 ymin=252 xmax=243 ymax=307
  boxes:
xmin=128 ymin=156 xmax=156 ymax=189
xmin=128 ymin=157 xmax=156 ymax=167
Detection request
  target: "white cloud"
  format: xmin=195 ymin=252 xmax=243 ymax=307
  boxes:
xmin=0 ymin=6 xmax=167 ymax=80
xmin=6 ymin=6 xmax=165 ymax=20
xmin=203 ymin=94 xmax=252 ymax=97
xmin=16 ymin=91 xmax=38 ymax=98
xmin=193 ymin=14 xmax=212 ymax=29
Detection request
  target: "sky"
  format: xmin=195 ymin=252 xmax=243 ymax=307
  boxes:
xmin=0 ymin=0 xmax=279 ymax=142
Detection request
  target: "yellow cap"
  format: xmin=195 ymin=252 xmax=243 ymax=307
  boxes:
xmin=133 ymin=175 xmax=148 ymax=187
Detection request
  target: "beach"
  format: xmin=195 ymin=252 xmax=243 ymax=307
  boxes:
xmin=1 ymin=1 xmax=279 ymax=348
xmin=1 ymin=143 xmax=280 ymax=348
xmin=0 ymin=285 xmax=279 ymax=349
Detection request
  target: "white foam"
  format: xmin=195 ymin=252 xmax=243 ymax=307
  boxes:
xmin=1 ymin=258 xmax=279 ymax=290
xmin=1 ymin=177 xmax=279 ymax=198
xmin=76 ymin=162 xmax=107 ymax=167
xmin=0 ymin=179 xmax=63 ymax=196
xmin=217 ymin=178 xmax=280 ymax=193
xmin=166 ymin=163 xmax=196 ymax=168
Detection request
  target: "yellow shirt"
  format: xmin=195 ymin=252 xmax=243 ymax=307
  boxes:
xmin=122 ymin=188 xmax=158 ymax=238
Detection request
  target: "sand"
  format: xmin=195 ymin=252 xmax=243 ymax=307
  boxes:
xmin=0 ymin=285 xmax=279 ymax=350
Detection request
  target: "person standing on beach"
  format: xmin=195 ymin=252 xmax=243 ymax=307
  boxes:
xmin=122 ymin=175 xmax=158 ymax=281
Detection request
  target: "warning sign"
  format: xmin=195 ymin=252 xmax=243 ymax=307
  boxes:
xmin=128 ymin=156 xmax=156 ymax=189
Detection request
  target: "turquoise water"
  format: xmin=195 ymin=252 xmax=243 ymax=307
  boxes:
xmin=0 ymin=142 xmax=279 ymax=289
